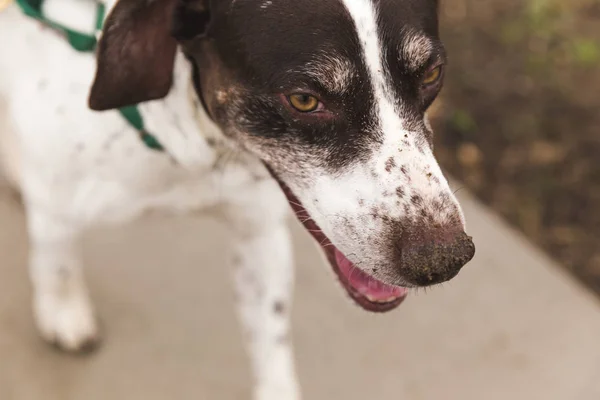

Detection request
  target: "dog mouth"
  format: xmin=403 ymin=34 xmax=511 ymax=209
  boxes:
xmin=269 ymin=172 xmax=407 ymax=313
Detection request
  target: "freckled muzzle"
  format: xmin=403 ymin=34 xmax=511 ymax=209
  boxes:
xmin=265 ymin=168 xmax=476 ymax=314
xmin=265 ymin=166 xmax=408 ymax=312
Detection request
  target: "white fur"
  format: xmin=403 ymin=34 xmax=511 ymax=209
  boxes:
xmin=42 ymin=0 xmax=98 ymax=35
xmin=401 ymin=29 xmax=435 ymax=71
xmin=304 ymin=53 xmax=354 ymax=94
xmin=228 ymin=187 xmax=300 ymax=400
xmin=28 ymin=205 xmax=98 ymax=351
xmin=260 ymin=0 xmax=272 ymax=10
xmin=0 ymin=3 xmax=297 ymax=399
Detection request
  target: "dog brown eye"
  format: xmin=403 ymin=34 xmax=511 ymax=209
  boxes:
xmin=422 ymin=65 xmax=442 ymax=86
xmin=288 ymin=94 xmax=320 ymax=112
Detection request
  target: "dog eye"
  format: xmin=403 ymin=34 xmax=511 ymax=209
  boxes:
xmin=421 ymin=65 xmax=443 ymax=86
xmin=288 ymin=94 xmax=320 ymax=112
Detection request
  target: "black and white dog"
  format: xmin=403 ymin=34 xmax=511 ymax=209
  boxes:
xmin=0 ymin=0 xmax=475 ymax=398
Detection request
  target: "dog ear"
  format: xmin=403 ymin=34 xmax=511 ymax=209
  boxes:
xmin=89 ymin=0 xmax=179 ymax=111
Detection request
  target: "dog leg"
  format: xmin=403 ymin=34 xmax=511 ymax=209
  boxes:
xmin=26 ymin=204 xmax=99 ymax=353
xmin=226 ymin=190 xmax=301 ymax=400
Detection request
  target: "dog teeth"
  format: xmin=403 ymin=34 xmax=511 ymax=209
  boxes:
xmin=365 ymin=294 xmax=398 ymax=303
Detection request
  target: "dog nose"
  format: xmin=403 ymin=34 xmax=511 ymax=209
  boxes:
xmin=396 ymin=228 xmax=475 ymax=286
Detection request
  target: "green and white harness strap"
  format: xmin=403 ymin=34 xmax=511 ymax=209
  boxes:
xmin=15 ymin=0 xmax=165 ymax=152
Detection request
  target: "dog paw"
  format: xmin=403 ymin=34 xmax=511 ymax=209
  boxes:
xmin=33 ymin=293 xmax=100 ymax=354
xmin=255 ymin=384 xmax=301 ymax=400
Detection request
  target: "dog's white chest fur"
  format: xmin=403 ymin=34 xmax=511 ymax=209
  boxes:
xmin=0 ymin=5 xmax=271 ymax=225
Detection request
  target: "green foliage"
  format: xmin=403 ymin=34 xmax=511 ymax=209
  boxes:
xmin=451 ymin=110 xmax=477 ymax=136
xmin=571 ymin=39 xmax=600 ymax=66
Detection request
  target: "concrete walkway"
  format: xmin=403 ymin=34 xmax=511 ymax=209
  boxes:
xmin=1 ymin=180 xmax=600 ymax=400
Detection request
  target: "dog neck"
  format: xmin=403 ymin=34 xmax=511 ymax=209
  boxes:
xmin=96 ymin=1 xmax=251 ymax=169
xmin=136 ymin=50 xmax=249 ymax=171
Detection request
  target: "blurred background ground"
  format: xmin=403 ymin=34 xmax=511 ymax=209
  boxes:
xmin=3 ymin=174 xmax=600 ymax=400
xmin=433 ymin=0 xmax=600 ymax=293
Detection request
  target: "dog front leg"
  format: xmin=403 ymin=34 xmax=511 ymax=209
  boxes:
xmin=228 ymin=205 xmax=300 ymax=400
xmin=26 ymin=204 xmax=99 ymax=352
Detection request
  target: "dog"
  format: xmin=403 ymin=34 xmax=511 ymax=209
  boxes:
xmin=0 ymin=0 xmax=476 ymax=398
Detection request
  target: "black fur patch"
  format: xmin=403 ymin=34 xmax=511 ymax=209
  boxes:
xmin=179 ymin=0 xmax=443 ymax=172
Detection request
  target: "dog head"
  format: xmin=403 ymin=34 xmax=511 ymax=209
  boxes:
xmin=90 ymin=0 xmax=475 ymax=312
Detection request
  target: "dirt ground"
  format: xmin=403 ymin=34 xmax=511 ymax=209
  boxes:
xmin=432 ymin=0 xmax=600 ymax=292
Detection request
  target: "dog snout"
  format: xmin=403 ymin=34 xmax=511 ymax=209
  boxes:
xmin=394 ymin=225 xmax=475 ymax=287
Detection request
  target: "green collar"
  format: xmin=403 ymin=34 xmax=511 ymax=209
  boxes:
xmin=15 ymin=0 xmax=165 ymax=152
xmin=118 ymin=106 xmax=165 ymax=151
xmin=16 ymin=0 xmax=104 ymax=51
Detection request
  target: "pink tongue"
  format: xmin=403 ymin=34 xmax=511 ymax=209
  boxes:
xmin=335 ymin=249 xmax=407 ymax=301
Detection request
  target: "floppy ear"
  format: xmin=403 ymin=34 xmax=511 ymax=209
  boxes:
xmin=89 ymin=0 xmax=178 ymax=111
